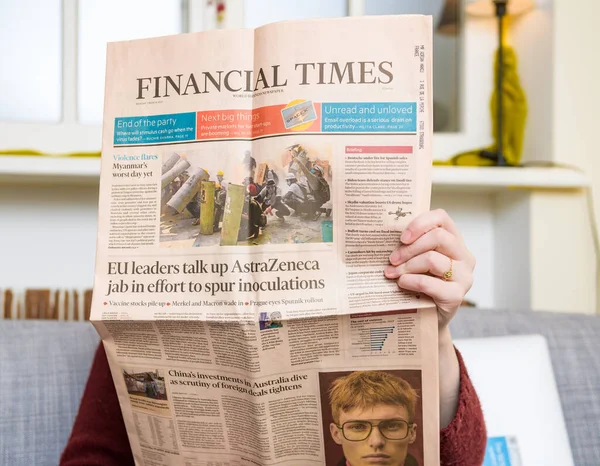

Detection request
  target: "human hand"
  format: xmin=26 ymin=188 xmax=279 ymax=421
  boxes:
xmin=384 ymin=209 xmax=475 ymax=328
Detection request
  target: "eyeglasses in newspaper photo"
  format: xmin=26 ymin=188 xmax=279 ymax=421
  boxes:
xmin=337 ymin=419 xmax=413 ymax=441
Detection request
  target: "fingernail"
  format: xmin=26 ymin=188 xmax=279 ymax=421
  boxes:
xmin=384 ymin=265 xmax=399 ymax=278
xmin=401 ymin=230 xmax=412 ymax=243
xmin=389 ymin=250 xmax=401 ymax=265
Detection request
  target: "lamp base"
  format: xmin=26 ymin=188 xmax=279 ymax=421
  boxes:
xmin=481 ymin=150 xmax=508 ymax=166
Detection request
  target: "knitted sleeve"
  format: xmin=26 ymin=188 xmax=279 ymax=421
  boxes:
xmin=60 ymin=343 xmax=135 ymax=466
xmin=440 ymin=348 xmax=488 ymax=466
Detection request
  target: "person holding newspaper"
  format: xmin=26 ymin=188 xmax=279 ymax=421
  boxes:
xmin=60 ymin=209 xmax=486 ymax=466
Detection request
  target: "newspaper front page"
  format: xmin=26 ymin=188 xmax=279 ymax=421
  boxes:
xmin=91 ymin=15 xmax=439 ymax=466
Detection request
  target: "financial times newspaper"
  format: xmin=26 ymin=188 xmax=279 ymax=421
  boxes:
xmin=91 ymin=15 xmax=440 ymax=466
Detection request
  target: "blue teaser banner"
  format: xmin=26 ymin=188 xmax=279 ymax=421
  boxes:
xmin=114 ymin=112 xmax=196 ymax=145
xmin=321 ymin=102 xmax=416 ymax=133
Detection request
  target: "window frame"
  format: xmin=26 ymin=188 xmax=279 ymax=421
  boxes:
xmin=0 ymin=0 xmax=485 ymax=160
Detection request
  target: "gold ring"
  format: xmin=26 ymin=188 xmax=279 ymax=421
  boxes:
xmin=443 ymin=259 xmax=453 ymax=281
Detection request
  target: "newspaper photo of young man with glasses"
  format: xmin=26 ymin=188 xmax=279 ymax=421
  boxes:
xmin=325 ymin=370 xmax=422 ymax=466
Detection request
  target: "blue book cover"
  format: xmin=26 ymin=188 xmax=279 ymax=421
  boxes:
xmin=483 ymin=436 xmax=522 ymax=466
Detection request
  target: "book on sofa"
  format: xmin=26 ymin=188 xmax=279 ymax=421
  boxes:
xmin=455 ymin=334 xmax=574 ymax=466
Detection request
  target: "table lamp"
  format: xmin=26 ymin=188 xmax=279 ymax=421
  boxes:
xmin=467 ymin=0 xmax=534 ymax=166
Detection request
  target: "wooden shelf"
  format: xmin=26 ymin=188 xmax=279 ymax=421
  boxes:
xmin=0 ymin=156 xmax=589 ymax=191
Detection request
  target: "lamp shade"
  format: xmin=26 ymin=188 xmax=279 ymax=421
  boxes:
xmin=437 ymin=0 xmax=460 ymax=35
xmin=466 ymin=0 xmax=535 ymax=17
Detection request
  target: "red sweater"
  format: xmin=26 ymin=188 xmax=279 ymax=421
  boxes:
xmin=60 ymin=345 xmax=486 ymax=465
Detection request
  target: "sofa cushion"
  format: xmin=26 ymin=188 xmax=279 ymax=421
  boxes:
xmin=450 ymin=308 xmax=600 ymax=466
xmin=0 ymin=320 xmax=99 ymax=466
xmin=1 ymin=310 xmax=598 ymax=466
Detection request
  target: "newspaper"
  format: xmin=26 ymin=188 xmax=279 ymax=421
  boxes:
xmin=91 ymin=15 xmax=439 ymax=466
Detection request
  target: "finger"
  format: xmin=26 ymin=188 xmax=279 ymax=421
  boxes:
xmin=401 ymin=209 xmax=463 ymax=245
xmin=397 ymin=274 xmax=467 ymax=306
xmin=390 ymin=227 xmax=467 ymax=266
xmin=384 ymin=250 xmax=454 ymax=279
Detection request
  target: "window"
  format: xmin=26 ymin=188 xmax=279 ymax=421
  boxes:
xmin=0 ymin=0 xmax=187 ymax=153
xmin=0 ymin=0 xmax=469 ymax=156
xmin=244 ymin=0 xmax=347 ymax=28
xmin=0 ymin=0 xmax=62 ymax=122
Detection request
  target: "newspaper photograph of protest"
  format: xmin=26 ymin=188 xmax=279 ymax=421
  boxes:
xmin=159 ymin=139 xmax=333 ymax=248
xmin=318 ymin=369 xmax=424 ymax=466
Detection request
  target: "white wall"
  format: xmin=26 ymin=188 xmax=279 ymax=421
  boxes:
xmin=526 ymin=0 xmax=600 ymax=313
xmin=0 ymin=183 xmax=98 ymax=289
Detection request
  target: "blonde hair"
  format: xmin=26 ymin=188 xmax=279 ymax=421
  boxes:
xmin=328 ymin=371 xmax=418 ymax=424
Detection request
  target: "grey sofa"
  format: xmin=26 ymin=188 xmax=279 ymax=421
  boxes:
xmin=1 ymin=309 xmax=599 ymax=466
